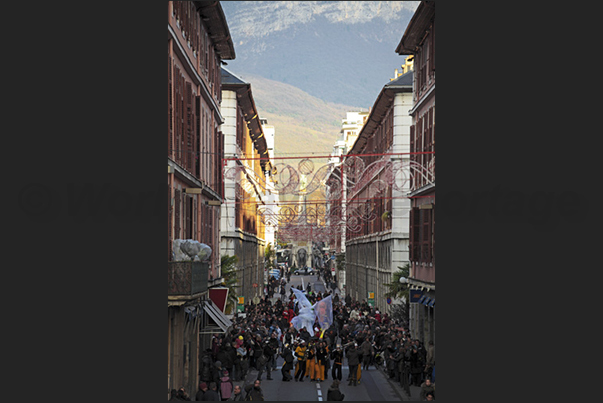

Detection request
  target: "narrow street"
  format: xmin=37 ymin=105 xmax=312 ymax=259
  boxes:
xmin=167 ymin=2 xmax=436 ymax=400
xmin=243 ymin=359 xmax=405 ymax=401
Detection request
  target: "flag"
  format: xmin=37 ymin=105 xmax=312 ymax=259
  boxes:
xmin=313 ymin=295 xmax=332 ymax=331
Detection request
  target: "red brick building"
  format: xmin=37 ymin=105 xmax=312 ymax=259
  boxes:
xmin=167 ymin=1 xmax=235 ymax=396
xmin=396 ymin=0 xmax=436 ymax=346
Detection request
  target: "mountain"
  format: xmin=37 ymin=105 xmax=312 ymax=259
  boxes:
xmin=237 ymin=73 xmax=363 ymax=157
xmin=221 ymin=1 xmax=418 ymax=109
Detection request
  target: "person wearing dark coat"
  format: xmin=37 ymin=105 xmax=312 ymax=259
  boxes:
xmin=176 ymin=387 xmax=191 ymax=400
xmin=409 ymin=346 xmax=424 ymax=386
xmin=217 ymin=343 xmax=236 ymax=379
xmin=227 ymin=385 xmax=245 ymax=401
xmin=345 ymin=344 xmax=360 ymax=386
xmin=280 ymin=344 xmax=294 ymax=381
xmin=202 ymin=382 xmax=220 ymax=401
xmin=330 ymin=346 xmax=343 ymax=381
xmin=326 ymin=380 xmax=345 ymax=401
xmin=256 ymin=341 xmax=274 ymax=381
xmin=169 ymin=389 xmax=179 ymax=400
xmin=360 ymin=338 xmax=373 ymax=371
xmin=195 ymin=382 xmax=208 ymax=401
xmin=244 ymin=380 xmax=264 ymax=401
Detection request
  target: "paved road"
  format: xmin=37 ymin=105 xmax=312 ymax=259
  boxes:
xmin=238 ymin=356 xmax=404 ymax=401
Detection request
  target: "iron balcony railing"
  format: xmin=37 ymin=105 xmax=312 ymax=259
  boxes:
xmin=167 ymin=261 xmax=208 ymax=296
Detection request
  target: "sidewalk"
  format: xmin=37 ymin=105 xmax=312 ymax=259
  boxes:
xmin=374 ymin=365 xmax=422 ymax=401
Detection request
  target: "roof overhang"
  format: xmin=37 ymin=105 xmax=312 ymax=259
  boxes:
xmin=221 ymin=70 xmax=270 ymax=170
xmin=396 ymin=1 xmax=435 ymax=55
xmin=194 ymin=1 xmax=236 ymax=60
xmin=349 ymin=72 xmax=413 ymax=155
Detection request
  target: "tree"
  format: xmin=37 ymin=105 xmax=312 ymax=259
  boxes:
xmin=264 ymin=243 xmax=276 ymax=271
xmin=384 ymin=263 xmax=410 ymax=300
xmin=384 ymin=263 xmax=410 ymax=326
xmin=221 ymin=255 xmax=239 ymax=314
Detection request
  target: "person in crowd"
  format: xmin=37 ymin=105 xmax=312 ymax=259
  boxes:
xmin=280 ymin=343 xmax=294 ymax=381
xmin=219 ymin=370 xmax=234 ymax=401
xmin=420 ymin=378 xmax=435 ymax=401
xmin=330 ymin=344 xmax=343 ymax=381
xmin=244 ymin=379 xmax=264 ymax=401
xmin=227 ymin=385 xmax=244 ymax=401
xmin=360 ymin=337 xmax=374 ymax=371
xmin=345 ymin=343 xmax=360 ymax=387
xmin=326 ymin=380 xmax=345 ymax=401
xmin=305 ymin=342 xmax=316 ymax=381
xmin=176 ymin=387 xmax=191 ymax=400
xmin=294 ymin=341 xmax=307 ymax=381
xmin=195 ymin=382 xmax=208 ymax=401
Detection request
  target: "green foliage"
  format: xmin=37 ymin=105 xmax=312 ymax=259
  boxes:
xmin=264 ymin=244 xmax=276 ymax=270
xmin=221 ymin=255 xmax=239 ymax=314
xmin=384 ymin=263 xmax=410 ymax=300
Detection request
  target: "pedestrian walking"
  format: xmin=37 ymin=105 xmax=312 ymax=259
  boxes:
xmin=361 ymin=337 xmax=374 ymax=371
xmin=255 ymin=352 xmax=270 ymax=381
xmin=330 ymin=345 xmax=343 ymax=381
xmin=280 ymin=343 xmax=294 ymax=381
xmin=345 ymin=343 xmax=360 ymax=386
xmin=326 ymin=380 xmax=345 ymax=401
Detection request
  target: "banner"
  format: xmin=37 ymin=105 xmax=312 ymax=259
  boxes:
xmin=314 ymin=295 xmax=332 ymax=330
xmin=291 ymin=288 xmax=316 ymax=336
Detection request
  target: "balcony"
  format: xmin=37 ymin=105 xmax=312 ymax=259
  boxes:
xmin=168 ymin=261 xmax=209 ymax=297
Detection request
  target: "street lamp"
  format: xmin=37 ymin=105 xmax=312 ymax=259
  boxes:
xmin=399 ymin=276 xmax=408 ymax=284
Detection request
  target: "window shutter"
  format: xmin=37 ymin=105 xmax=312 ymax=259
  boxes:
xmin=168 ymin=54 xmax=173 ymax=158
xmin=409 ymin=124 xmax=415 ymax=189
xmin=410 ymin=207 xmax=420 ymax=261
xmin=193 ymin=94 xmax=199 ymax=179
xmin=168 ymin=184 xmax=172 ymax=261
xmin=186 ymin=82 xmax=193 ymax=173
xmin=175 ymin=189 xmax=181 ymax=239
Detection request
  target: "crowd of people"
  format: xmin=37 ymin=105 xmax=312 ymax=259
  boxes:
xmin=170 ymin=268 xmax=435 ymax=401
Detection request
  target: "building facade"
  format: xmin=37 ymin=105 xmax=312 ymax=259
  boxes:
xmin=220 ymin=67 xmax=271 ymax=305
xmin=327 ymin=111 xmax=369 ymax=291
xmin=396 ymin=0 xmax=436 ymax=347
xmin=328 ymin=73 xmax=414 ymax=312
xmin=167 ymin=1 xmax=235 ymax=396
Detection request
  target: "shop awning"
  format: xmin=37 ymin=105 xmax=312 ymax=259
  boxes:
xmin=418 ymin=295 xmax=428 ymax=304
xmin=428 ymin=298 xmax=435 ymax=308
xmin=202 ymin=299 xmax=232 ymax=333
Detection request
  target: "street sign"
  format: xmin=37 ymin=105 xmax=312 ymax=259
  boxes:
xmin=387 ymin=297 xmax=392 ymax=305
xmin=409 ymin=289 xmax=424 ymax=303
xmin=368 ymin=291 xmax=375 ymax=307
xmin=237 ymin=296 xmax=245 ymax=313
xmin=368 ymin=292 xmax=375 ymax=299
